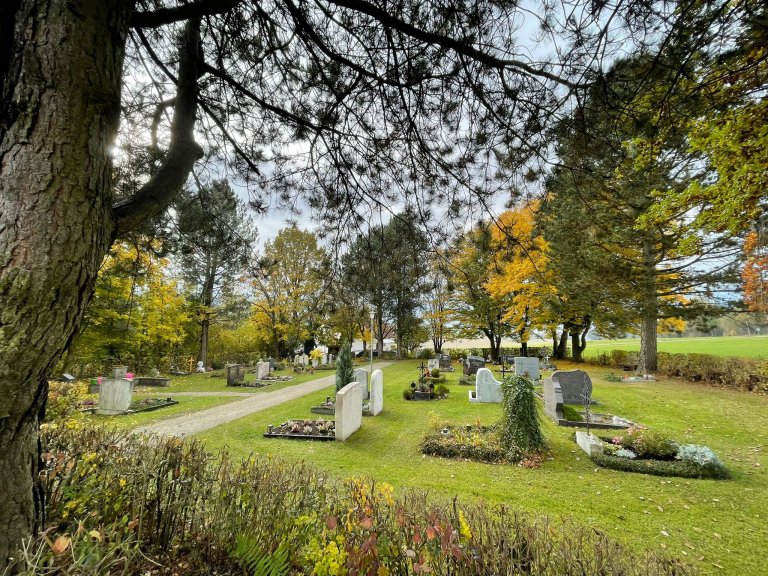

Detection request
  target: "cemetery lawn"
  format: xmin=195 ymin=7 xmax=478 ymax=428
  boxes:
xmin=196 ymin=359 xmax=768 ymax=576
xmin=582 ymin=335 xmax=768 ymax=359
xmin=148 ymin=368 xmax=332 ymax=393
xmin=87 ymin=394 xmax=243 ymax=430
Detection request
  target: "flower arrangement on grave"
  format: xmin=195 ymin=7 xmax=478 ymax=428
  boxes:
xmin=584 ymin=424 xmax=729 ymax=479
xmin=309 ymin=348 xmax=323 ymax=363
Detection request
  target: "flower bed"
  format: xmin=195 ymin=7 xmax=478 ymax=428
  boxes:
xmin=264 ymin=419 xmax=335 ymax=440
xmin=421 ymin=424 xmax=506 ymax=463
xmin=582 ymin=426 xmax=729 ymax=479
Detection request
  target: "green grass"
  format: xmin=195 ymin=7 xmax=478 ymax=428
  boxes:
xmin=196 ymin=359 xmax=768 ymax=576
xmin=87 ymin=394 xmax=242 ymax=429
xmin=582 ymin=335 xmax=768 ymax=359
xmin=142 ymin=367 xmax=334 ymax=393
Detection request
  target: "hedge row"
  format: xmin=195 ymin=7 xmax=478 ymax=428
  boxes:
xmin=592 ymin=349 xmax=768 ymax=392
xmin=15 ymin=424 xmax=692 ymax=575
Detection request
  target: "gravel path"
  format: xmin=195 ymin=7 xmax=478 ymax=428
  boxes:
xmin=134 ymin=363 xmax=392 ymax=438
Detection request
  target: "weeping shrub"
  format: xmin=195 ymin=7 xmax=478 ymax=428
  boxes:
xmin=500 ymin=375 xmax=545 ymax=460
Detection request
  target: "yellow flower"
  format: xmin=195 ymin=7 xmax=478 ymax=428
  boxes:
xmin=458 ymin=510 xmax=472 ymax=541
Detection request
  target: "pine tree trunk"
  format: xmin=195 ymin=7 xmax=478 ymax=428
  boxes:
xmin=637 ymin=238 xmax=658 ymax=373
xmin=0 ymin=0 xmax=132 ymax=566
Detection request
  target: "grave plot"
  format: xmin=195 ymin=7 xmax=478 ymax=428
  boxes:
xmin=543 ymin=370 xmax=632 ymax=430
xmin=576 ymin=428 xmax=730 ymax=480
xmin=403 ymin=363 xmax=449 ymax=400
xmin=269 ymin=382 xmax=364 ymax=441
xmin=263 ymin=419 xmax=336 ymax=440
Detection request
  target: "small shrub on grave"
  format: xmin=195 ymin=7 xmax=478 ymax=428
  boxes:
xmin=500 ymin=375 xmax=545 ymax=460
xmin=335 ymin=341 xmax=354 ymax=392
xmin=458 ymin=374 xmax=474 ymax=386
xmin=403 ymin=388 xmax=415 ymax=400
xmin=433 ymin=383 xmax=450 ymax=398
xmin=611 ymin=426 xmax=677 ymax=459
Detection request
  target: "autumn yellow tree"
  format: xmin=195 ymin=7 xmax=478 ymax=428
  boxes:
xmin=486 ymin=202 xmax=555 ymax=356
xmin=251 ymin=226 xmax=329 ymax=358
xmin=64 ymin=239 xmax=192 ymax=374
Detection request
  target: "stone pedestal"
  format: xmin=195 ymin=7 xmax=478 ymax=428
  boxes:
xmin=96 ymin=378 xmax=133 ymax=415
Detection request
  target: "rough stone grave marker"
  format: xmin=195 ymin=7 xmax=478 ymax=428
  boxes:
xmin=463 ymin=355 xmax=486 ymax=376
xmin=227 ymin=364 xmax=246 ymax=386
xmin=256 ymin=361 xmax=270 ymax=380
xmin=335 ymin=381 xmax=363 ymax=441
xmin=96 ymin=369 xmax=133 ymax=415
xmin=369 ymin=369 xmax=384 ymax=416
xmin=438 ymin=354 xmax=453 ymax=371
xmin=514 ymin=357 xmax=540 ymax=380
xmin=353 ymin=367 xmax=369 ymax=400
xmin=551 ymin=370 xmax=592 ymax=404
xmin=469 ymin=368 xmax=503 ymax=403
xmin=427 ymin=358 xmax=439 ymax=371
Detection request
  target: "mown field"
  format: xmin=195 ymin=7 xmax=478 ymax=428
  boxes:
xmin=581 ymin=335 xmax=768 ymax=359
xmin=190 ymin=359 xmax=768 ymax=576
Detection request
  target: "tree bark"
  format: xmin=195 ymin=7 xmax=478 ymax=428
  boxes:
xmin=637 ymin=238 xmax=658 ymax=373
xmin=1 ymin=2 xmax=204 ymax=565
xmin=0 ymin=1 xmax=133 ymax=565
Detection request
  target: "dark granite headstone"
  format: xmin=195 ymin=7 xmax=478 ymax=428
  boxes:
xmin=463 ymin=355 xmax=486 ymax=376
xmin=59 ymin=373 xmax=76 ymax=382
xmin=226 ymin=364 xmax=246 ymax=386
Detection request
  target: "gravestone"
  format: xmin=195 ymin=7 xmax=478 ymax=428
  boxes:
xmin=468 ymin=368 xmax=503 ymax=403
xmin=369 ymin=369 xmax=384 ymax=416
xmin=438 ymin=354 xmax=453 ymax=371
xmin=550 ymin=370 xmax=592 ymax=404
xmin=268 ymin=357 xmax=276 ymax=371
xmin=302 ymin=354 xmax=309 ymax=366
xmin=227 ymin=364 xmax=246 ymax=386
xmin=96 ymin=376 xmax=133 ymax=415
xmin=294 ymin=354 xmax=301 ymax=367
xmin=113 ymin=366 xmax=128 ymax=379
xmin=335 ymin=381 xmax=363 ymax=440
xmin=514 ymin=357 xmax=540 ymax=380
xmin=427 ymin=358 xmax=439 ymax=371
xmin=328 ymin=353 xmax=334 ymax=365
xmin=59 ymin=373 xmax=76 ymax=382
xmin=256 ymin=361 xmax=270 ymax=380
xmin=312 ymin=359 xmax=319 ymax=368
xmin=543 ymin=376 xmax=565 ymax=422
xmin=353 ymin=367 xmax=369 ymax=400
xmin=463 ymin=355 xmax=485 ymax=376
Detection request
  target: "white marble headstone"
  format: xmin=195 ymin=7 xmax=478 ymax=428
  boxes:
xmin=369 ymin=369 xmax=383 ymax=416
xmin=427 ymin=358 xmax=439 ymax=371
xmin=335 ymin=381 xmax=363 ymax=441
xmin=469 ymin=368 xmax=503 ymax=403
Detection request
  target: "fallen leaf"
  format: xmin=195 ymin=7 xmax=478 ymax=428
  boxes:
xmin=660 ymin=531 xmax=669 ymax=537
xmin=51 ymin=536 xmax=70 ymax=555
xmin=88 ymin=530 xmax=101 ymax=541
